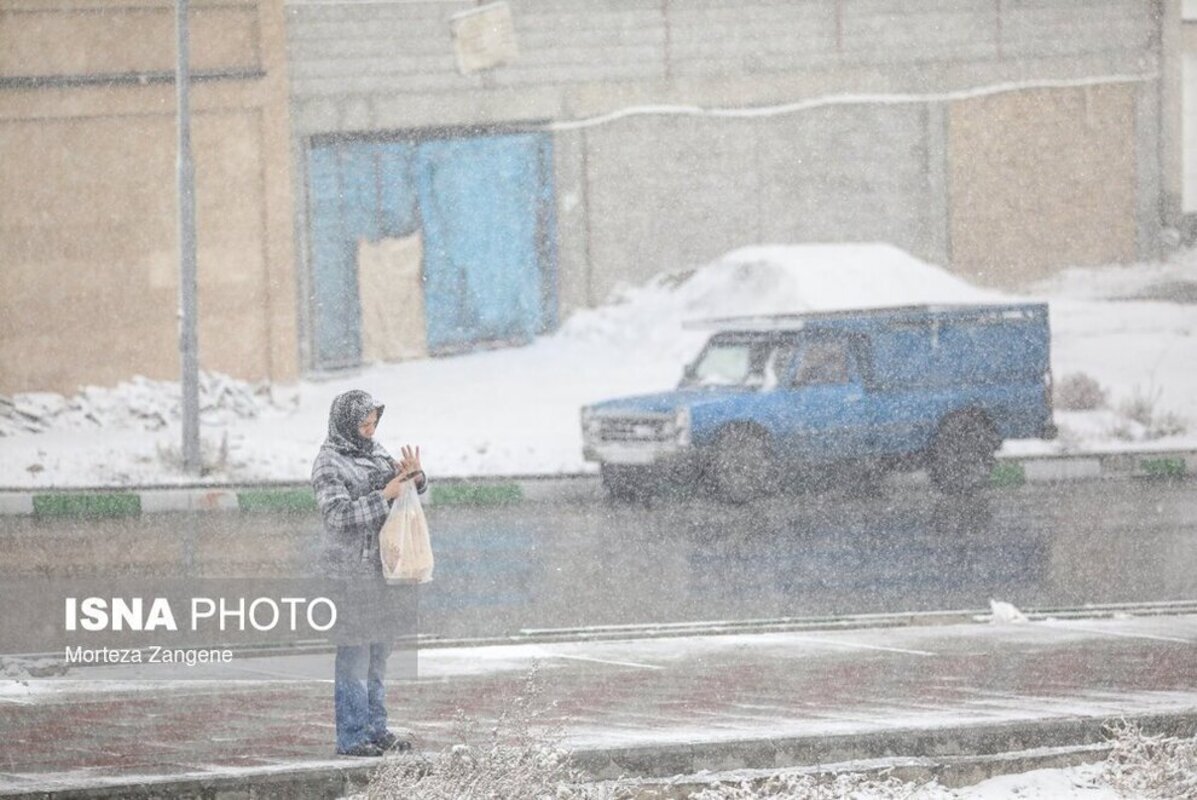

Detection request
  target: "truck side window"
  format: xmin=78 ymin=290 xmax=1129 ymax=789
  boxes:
xmin=793 ymin=340 xmax=852 ymax=386
xmin=760 ymin=343 xmax=796 ymax=390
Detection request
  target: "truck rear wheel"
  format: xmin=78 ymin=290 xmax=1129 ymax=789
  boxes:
xmin=709 ymin=426 xmax=774 ymax=504
xmin=928 ymin=414 xmax=999 ymax=495
xmin=600 ymin=464 xmax=651 ymax=502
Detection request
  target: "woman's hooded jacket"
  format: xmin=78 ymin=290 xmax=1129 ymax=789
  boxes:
xmin=311 ymin=390 xmax=426 ymax=576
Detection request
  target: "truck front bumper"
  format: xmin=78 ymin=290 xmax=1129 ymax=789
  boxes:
xmin=583 ymin=441 xmax=697 ymax=467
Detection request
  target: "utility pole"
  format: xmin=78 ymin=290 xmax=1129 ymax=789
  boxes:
xmin=176 ymin=0 xmax=201 ymax=473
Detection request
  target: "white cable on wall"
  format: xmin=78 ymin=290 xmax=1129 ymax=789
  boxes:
xmin=546 ymin=72 xmax=1159 ymax=132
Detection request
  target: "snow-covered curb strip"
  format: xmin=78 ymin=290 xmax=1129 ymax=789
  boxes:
xmin=0 ymin=475 xmax=598 ymax=517
xmin=584 ymin=742 xmax=1115 ymax=794
xmin=993 ymin=449 xmax=1197 ymax=485
xmin=0 ymin=451 xmax=1191 ymax=517
xmin=0 ymin=715 xmax=1191 ymax=799
xmin=574 ymin=715 xmax=1193 ymax=782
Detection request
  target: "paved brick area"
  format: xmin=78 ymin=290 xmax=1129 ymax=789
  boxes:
xmin=1 ymin=615 xmax=1196 ymax=793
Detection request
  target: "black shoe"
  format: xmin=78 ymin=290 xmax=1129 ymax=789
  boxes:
xmin=371 ymin=730 xmax=413 ymax=753
xmin=337 ymin=741 xmax=384 ymax=757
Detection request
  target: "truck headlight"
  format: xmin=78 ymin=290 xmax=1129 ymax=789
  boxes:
xmin=675 ymin=407 xmax=691 ymax=446
xmin=580 ymin=408 xmax=602 ymax=441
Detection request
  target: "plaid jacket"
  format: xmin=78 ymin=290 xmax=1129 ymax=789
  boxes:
xmin=311 ymin=442 xmax=427 ymax=576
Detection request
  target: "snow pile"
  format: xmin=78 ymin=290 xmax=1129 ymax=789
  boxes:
xmin=984 ymin=599 xmax=1029 ymax=624
xmin=1029 ymin=257 xmax=1197 ymax=303
xmin=0 ymin=373 xmax=296 ymax=438
xmin=560 ymin=243 xmax=1004 ymax=364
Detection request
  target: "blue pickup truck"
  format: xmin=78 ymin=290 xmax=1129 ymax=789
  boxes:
xmin=581 ymin=303 xmax=1057 ymax=500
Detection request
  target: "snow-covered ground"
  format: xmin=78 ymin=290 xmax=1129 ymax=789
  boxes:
xmin=959 ymin=764 xmax=1117 ymax=799
xmin=1 ymin=243 xmax=1194 ymax=488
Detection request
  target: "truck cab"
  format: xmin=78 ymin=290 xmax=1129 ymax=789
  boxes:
xmin=581 ymin=304 xmax=1056 ymax=501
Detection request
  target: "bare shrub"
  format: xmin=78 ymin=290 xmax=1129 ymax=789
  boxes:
xmin=1054 ymin=372 xmax=1108 ymax=411
xmin=1117 ymin=386 xmax=1189 ymax=440
xmin=1052 ymin=423 xmax=1085 ymax=453
xmin=155 ymin=431 xmax=230 ymax=476
xmin=1103 ymin=722 xmax=1197 ymax=799
xmin=1120 ymin=386 xmax=1162 ymax=427
xmin=1149 ymin=411 xmax=1189 ymax=439
xmin=1108 ymin=420 xmax=1139 ymax=442
xmin=365 ymin=665 xmax=620 ymax=800
xmin=688 ymin=771 xmax=955 ymax=799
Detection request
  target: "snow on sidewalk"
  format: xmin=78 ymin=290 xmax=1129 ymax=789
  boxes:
xmin=1 ymin=243 xmax=1194 ymax=488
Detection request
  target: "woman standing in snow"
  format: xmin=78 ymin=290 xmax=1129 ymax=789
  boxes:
xmin=311 ymin=389 xmax=426 ymax=757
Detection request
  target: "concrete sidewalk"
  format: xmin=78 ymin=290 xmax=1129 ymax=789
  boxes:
xmin=0 ymin=448 xmax=1194 ymax=517
xmin=1 ymin=613 xmax=1195 ymax=798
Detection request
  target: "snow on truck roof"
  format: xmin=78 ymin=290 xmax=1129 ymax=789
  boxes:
xmin=683 ymin=303 xmax=1048 ymax=333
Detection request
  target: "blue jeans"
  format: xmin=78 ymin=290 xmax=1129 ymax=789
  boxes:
xmin=334 ymin=642 xmax=391 ymax=752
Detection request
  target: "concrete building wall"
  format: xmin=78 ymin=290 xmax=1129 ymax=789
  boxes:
xmin=1182 ymin=1 xmax=1197 ymax=213
xmin=575 ymin=105 xmax=933 ymax=304
xmin=285 ymin=0 xmax=1167 ymax=363
xmin=0 ymin=0 xmax=297 ymax=394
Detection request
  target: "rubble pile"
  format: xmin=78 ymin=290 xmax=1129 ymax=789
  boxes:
xmin=0 ymin=372 xmax=295 ymax=437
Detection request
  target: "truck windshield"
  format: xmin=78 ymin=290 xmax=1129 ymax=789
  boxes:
xmin=681 ymin=339 xmax=790 ymax=389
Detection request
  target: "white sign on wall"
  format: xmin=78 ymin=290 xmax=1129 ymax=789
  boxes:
xmin=451 ymin=2 xmax=519 ymax=75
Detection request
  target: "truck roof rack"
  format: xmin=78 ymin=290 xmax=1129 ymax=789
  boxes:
xmin=681 ymin=303 xmax=1045 ymax=331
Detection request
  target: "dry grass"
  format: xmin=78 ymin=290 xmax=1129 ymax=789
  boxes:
xmin=364 ymin=665 xmax=621 ymax=800
xmin=685 ymin=772 xmax=956 ymax=799
xmin=1103 ymin=721 xmax=1197 ymax=799
xmin=1113 ymin=386 xmax=1188 ymax=441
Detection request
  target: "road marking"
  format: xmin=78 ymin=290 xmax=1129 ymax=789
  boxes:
xmin=548 ymin=654 xmax=665 ymax=670
xmin=1049 ymin=624 xmax=1193 ymax=645
xmin=785 ymin=636 xmax=937 ymax=657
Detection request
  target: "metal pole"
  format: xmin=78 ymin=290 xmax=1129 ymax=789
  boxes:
xmin=176 ymin=0 xmax=201 ymax=473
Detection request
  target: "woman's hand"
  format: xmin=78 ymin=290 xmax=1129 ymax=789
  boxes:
xmin=382 ymin=445 xmax=422 ymax=499
xmin=397 ymin=445 xmax=422 ymax=480
xmin=381 ymin=472 xmax=408 ymax=500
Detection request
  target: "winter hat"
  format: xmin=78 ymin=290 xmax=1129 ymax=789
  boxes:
xmin=324 ymin=390 xmax=386 ymax=457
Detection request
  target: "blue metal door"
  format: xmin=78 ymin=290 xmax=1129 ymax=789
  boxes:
xmin=308 ymin=141 xmax=420 ymax=367
xmin=415 ymin=133 xmax=554 ymax=353
xmin=306 ymin=131 xmax=556 ymax=368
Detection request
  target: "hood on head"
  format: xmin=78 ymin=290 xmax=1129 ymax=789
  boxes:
xmin=326 ymin=390 xmax=385 ymax=456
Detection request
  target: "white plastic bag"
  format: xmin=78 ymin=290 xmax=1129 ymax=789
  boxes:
xmin=379 ymin=481 xmax=434 ymax=584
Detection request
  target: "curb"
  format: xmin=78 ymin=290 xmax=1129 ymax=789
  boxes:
xmin=0 ymin=760 xmax=375 ymax=800
xmin=617 ymin=742 xmax=1113 ymax=798
xmin=1 ymin=712 xmax=1193 ymax=799
xmin=993 ymin=450 xmax=1197 ymax=487
xmin=0 ymin=475 xmax=602 ymax=518
xmin=0 ymin=450 xmax=1191 ymax=517
xmin=572 ymin=711 xmax=1197 ymax=781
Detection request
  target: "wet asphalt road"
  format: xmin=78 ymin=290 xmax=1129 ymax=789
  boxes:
xmin=2 ymin=479 xmax=1195 ymax=640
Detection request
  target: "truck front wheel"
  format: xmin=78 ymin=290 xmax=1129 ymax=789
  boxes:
xmin=709 ymin=426 xmax=775 ymax=504
xmin=600 ymin=464 xmax=652 ymax=501
xmin=928 ymin=414 xmax=999 ymax=495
